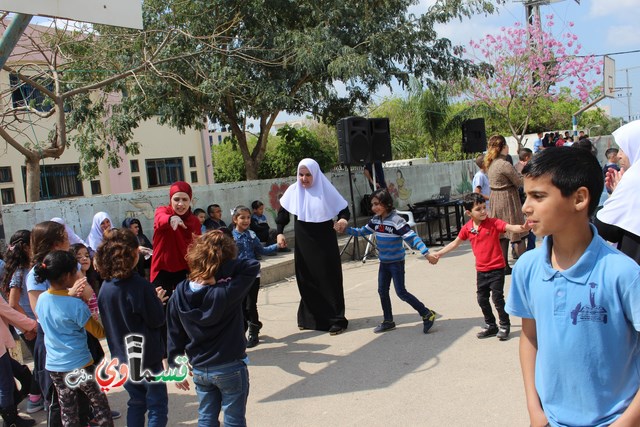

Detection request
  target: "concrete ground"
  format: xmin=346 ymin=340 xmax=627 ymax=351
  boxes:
xmin=22 ymin=244 xmax=529 ymax=426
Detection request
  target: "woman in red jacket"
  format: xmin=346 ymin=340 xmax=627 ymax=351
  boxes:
xmin=151 ymin=181 xmax=202 ymax=297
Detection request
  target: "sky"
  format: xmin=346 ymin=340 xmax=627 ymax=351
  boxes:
xmin=400 ymin=0 xmax=640 ymax=123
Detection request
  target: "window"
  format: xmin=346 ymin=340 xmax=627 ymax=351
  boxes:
xmin=1 ymin=188 xmax=15 ymax=205
xmin=21 ymin=163 xmax=83 ymax=200
xmin=0 ymin=167 xmax=12 ymax=183
xmin=130 ymin=159 xmax=139 ymax=173
xmin=190 ymin=171 xmax=198 ymax=183
xmin=189 ymin=156 xmax=196 ymax=168
xmin=90 ymin=180 xmax=102 ymax=195
xmin=10 ymin=73 xmax=54 ymax=112
xmin=146 ymin=157 xmax=184 ymax=187
xmin=132 ymin=176 xmax=141 ymax=190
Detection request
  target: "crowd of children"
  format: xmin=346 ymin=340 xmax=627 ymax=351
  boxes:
xmin=0 ymin=126 xmax=639 ymax=426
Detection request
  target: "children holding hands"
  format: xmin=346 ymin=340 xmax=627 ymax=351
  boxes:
xmin=431 ymin=193 xmax=531 ymax=340
xmin=336 ymin=189 xmax=438 ymax=334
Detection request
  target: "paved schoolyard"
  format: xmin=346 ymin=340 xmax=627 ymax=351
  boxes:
xmin=24 ymin=246 xmax=529 ymax=426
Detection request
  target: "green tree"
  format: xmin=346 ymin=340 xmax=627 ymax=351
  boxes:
xmin=100 ymin=0 xmax=496 ymax=180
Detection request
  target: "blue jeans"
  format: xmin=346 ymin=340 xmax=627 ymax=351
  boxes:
xmin=378 ymin=261 xmax=428 ymax=321
xmin=192 ymin=361 xmax=249 ymax=427
xmin=123 ymin=374 xmax=168 ymax=427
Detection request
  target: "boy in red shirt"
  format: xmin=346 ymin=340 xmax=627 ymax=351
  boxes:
xmin=432 ymin=193 xmax=530 ymax=340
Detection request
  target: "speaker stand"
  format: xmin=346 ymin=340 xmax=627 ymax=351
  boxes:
xmin=339 ymin=165 xmax=375 ymax=261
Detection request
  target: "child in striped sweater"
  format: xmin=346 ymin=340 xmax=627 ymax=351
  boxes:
xmin=340 ymin=188 xmax=438 ymax=334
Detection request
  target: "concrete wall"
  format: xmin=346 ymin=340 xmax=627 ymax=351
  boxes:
xmin=0 ymin=159 xmax=476 ymax=242
xmin=0 ymin=135 xmax=617 ymax=242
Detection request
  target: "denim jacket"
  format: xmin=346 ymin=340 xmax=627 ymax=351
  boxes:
xmin=232 ymin=228 xmax=277 ymax=262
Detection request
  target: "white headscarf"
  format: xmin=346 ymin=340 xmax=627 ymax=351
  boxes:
xmin=279 ymin=158 xmax=348 ymax=223
xmin=86 ymin=211 xmax=113 ymax=251
xmin=51 ymin=217 xmax=87 ymax=247
xmin=597 ymin=120 xmax=640 ymax=236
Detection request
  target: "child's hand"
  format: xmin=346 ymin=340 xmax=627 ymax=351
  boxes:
xmin=170 ymin=215 xmax=187 ymax=231
xmin=333 ymin=219 xmax=348 ymax=233
xmin=426 ymin=253 xmax=439 ymax=265
xmin=69 ymin=277 xmax=88 ymax=298
xmin=156 ymin=286 xmax=169 ymax=304
xmin=23 ymin=327 xmax=37 ymax=341
xmin=276 ymin=234 xmax=287 ymax=248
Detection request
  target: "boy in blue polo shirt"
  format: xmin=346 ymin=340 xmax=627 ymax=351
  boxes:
xmin=506 ymin=147 xmax=640 ymax=427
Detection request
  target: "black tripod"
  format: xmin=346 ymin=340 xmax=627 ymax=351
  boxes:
xmin=340 ymin=165 xmax=376 ymax=261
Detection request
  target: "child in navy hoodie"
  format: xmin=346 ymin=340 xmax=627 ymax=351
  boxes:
xmin=167 ymin=230 xmax=260 ymax=427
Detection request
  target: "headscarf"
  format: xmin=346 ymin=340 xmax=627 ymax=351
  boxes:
xmin=597 ymin=120 xmax=640 ymax=237
xmin=86 ymin=211 xmax=113 ymax=251
xmin=279 ymin=158 xmax=348 ymax=223
xmin=51 ymin=217 xmax=87 ymax=246
xmin=168 ymin=181 xmax=194 ymax=219
xmin=122 ymin=217 xmax=152 ymax=248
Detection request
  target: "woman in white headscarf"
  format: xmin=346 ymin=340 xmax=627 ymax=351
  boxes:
xmin=280 ymin=158 xmax=350 ymax=335
xmin=50 ymin=217 xmax=87 ymax=247
xmin=86 ymin=212 xmax=113 ymax=252
xmin=595 ymin=120 xmax=640 ymax=264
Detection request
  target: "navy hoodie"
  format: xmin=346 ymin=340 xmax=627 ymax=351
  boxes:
xmin=167 ymin=258 xmax=260 ymax=369
xmin=97 ymin=272 xmax=165 ymax=369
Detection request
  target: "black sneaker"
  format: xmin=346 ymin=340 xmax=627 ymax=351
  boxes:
xmin=497 ymin=325 xmax=510 ymax=341
xmin=373 ymin=321 xmax=396 ymax=333
xmin=422 ymin=310 xmax=436 ymax=334
xmin=476 ymin=324 xmax=499 ymax=339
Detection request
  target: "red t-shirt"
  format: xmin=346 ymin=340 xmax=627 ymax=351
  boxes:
xmin=457 ymin=217 xmax=507 ymax=272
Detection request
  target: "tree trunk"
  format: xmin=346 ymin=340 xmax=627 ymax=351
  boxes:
xmin=25 ymin=157 xmax=41 ymax=202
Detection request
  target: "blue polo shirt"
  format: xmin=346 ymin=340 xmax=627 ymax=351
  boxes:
xmin=506 ymin=225 xmax=640 ymax=427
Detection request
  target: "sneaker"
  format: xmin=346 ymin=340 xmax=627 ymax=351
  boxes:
xmin=422 ymin=310 xmax=436 ymax=334
xmin=497 ymin=325 xmax=511 ymax=341
xmin=26 ymin=396 xmax=44 ymax=414
xmin=373 ymin=320 xmax=396 ymax=333
xmin=476 ymin=324 xmax=499 ymax=339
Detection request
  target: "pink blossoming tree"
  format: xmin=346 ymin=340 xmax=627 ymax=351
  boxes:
xmin=465 ymin=15 xmax=602 ymax=145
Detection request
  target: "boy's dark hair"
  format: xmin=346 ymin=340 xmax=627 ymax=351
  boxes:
xmin=207 ymin=204 xmax=220 ymax=215
xmin=34 ymin=250 xmax=77 ymax=284
xmin=94 ymin=228 xmax=139 ymax=280
xmin=462 ymin=193 xmax=486 ymax=211
xmin=370 ymin=188 xmax=394 ymax=213
xmin=2 ymin=229 xmax=31 ymax=294
xmin=31 ymin=221 xmax=67 ymax=266
xmin=474 ymin=153 xmax=485 ymax=169
xmin=193 ymin=208 xmax=206 ymax=216
xmin=251 ymin=200 xmax=264 ymax=210
xmin=605 ymin=147 xmax=619 ymax=159
xmin=522 ymin=147 xmax=603 ymax=216
xmin=518 ymin=148 xmax=533 ymax=161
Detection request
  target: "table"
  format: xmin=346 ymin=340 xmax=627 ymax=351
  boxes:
xmin=409 ymin=199 xmax=465 ymax=246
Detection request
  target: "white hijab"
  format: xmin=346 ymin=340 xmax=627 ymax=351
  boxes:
xmin=597 ymin=120 xmax=640 ymax=236
xmin=280 ymin=158 xmax=348 ymax=223
xmin=86 ymin=211 xmax=113 ymax=251
xmin=51 ymin=217 xmax=87 ymax=247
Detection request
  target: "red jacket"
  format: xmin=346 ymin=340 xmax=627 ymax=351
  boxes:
xmin=150 ymin=206 xmax=202 ymax=281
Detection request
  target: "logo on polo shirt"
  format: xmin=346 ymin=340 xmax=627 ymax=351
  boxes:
xmin=570 ymin=282 xmax=608 ymax=325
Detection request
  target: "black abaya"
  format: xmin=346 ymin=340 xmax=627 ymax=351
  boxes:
xmin=293 ymin=210 xmax=349 ymax=331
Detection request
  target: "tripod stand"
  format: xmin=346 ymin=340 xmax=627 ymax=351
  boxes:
xmin=340 ymin=165 xmax=376 ymax=261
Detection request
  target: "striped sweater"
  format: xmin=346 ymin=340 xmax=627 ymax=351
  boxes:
xmin=346 ymin=211 xmax=428 ymax=263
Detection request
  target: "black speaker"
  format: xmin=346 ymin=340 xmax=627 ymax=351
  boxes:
xmin=337 ymin=117 xmax=371 ymax=165
xmin=370 ymin=118 xmax=392 ymax=162
xmin=462 ymin=118 xmax=487 ymax=153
